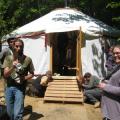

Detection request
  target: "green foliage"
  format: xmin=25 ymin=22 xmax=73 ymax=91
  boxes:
xmin=106 ymin=1 xmax=120 ymax=28
xmin=112 ymin=17 xmax=120 ymax=21
xmin=107 ymin=2 xmax=120 ymax=8
xmin=0 ymin=0 xmax=120 ymax=40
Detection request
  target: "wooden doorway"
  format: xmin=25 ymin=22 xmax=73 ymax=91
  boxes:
xmin=51 ymin=31 xmax=81 ymax=77
xmin=45 ymin=31 xmax=84 ymax=103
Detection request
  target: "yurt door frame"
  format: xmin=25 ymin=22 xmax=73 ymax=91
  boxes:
xmin=49 ymin=29 xmax=82 ymax=77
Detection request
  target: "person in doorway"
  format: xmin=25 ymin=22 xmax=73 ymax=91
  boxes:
xmin=98 ymin=45 xmax=120 ymax=120
xmin=3 ymin=39 xmax=34 ymax=120
xmin=82 ymin=72 xmax=102 ymax=108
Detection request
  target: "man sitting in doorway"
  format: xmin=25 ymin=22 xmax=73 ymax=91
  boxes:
xmin=26 ymin=71 xmax=52 ymax=97
xmin=82 ymin=72 xmax=102 ymax=108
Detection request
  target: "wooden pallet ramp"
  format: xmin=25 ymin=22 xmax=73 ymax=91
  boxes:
xmin=44 ymin=76 xmax=83 ymax=103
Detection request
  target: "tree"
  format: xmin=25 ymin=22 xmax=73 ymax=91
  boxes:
xmin=0 ymin=0 xmax=119 ymax=40
xmin=106 ymin=0 xmax=120 ymax=28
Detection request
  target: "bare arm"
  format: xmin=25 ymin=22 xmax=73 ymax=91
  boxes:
xmin=24 ymin=72 xmax=34 ymax=80
xmin=4 ymin=59 xmax=18 ymax=78
xmin=4 ymin=66 xmax=15 ymax=78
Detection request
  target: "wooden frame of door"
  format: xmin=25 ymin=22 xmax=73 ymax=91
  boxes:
xmin=49 ymin=29 xmax=83 ymax=78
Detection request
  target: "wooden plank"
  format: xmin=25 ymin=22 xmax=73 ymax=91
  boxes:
xmin=45 ymin=90 xmax=82 ymax=94
xmin=53 ymin=78 xmax=77 ymax=81
xmin=47 ymin=87 xmax=79 ymax=89
xmin=49 ymin=43 xmax=53 ymax=72
xmin=52 ymin=81 xmax=77 ymax=83
xmin=48 ymin=84 xmax=79 ymax=88
xmin=45 ymin=93 xmax=83 ymax=98
xmin=44 ymin=97 xmax=83 ymax=103
xmin=48 ymin=82 xmax=78 ymax=85
xmin=53 ymin=79 xmax=76 ymax=80
xmin=47 ymin=87 xmax=79 ymax=91
xmin=52 ymin=80 xmax=77 ymax=82
xmin=49 ymin=82 xmax=77 ymax=84
xmin=52 ymin=76 xmax=76 ymax=79
xmin=49 ymin=82 xmax=77 ymax=85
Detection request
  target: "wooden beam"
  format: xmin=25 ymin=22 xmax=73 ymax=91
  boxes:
xmin=47 ymin=87 xmax=79 ymax=91
xmin=48 ymin=84 xmax=79 ymax=88
xmin=45 ymin=90 xmax=82 ymax=94
xmin=45 ymin=93 xmax=83 ymax=98
xmin=52 ymin=76 xmax=77 ymax=79
xmin=48 ymin=82 xmax=78 ymax=85
xmin=50 ymin=41 xmax=53 ymax=72
xmin=44 ymin=97 xmax=83 ymax=103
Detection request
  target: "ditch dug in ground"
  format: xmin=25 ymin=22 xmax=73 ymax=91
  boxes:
xmin=0 ymin=79 xmax=102 ymax=120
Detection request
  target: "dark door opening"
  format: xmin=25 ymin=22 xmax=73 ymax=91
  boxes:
xmin=52 ymin=32 xmax=77 ymax=76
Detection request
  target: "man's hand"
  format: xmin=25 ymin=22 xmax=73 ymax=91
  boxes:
xmin=13 ymin=60 xmax=19 ymax=68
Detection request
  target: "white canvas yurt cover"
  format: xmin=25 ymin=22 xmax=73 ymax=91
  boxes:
xmin=3 ymin=8 xmax=120 ymax=78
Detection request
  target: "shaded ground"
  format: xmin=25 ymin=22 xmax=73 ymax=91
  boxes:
xmin=0 ymin=79 xmax=102 ymax=120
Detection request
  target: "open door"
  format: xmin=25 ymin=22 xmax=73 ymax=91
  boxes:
xmin=44 ymin=31 xmax=84 ymax=103
xmin=50 ymin=30 xmax=83 ymax=77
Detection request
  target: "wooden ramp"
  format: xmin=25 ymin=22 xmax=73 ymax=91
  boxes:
xmin=44 ymin=76 xmax=84 ymax=103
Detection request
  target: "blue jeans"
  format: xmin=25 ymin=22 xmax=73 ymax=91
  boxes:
xmin=5 ymin=87 xmax=24 ymax=120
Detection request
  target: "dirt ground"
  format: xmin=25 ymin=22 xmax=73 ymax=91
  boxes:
xmin=0 ymin=79 xmax=102 ymax=120
xmin=24 ymin=96 xmax=102 ymax=120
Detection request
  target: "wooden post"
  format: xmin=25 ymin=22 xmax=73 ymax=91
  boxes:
xmin=79 ymin=27 xmax=83 ymax=75
xmin=50 ymin=42 xmax=53 ymax=73
xmin=76 ymin=27 xmax=83 ymax=77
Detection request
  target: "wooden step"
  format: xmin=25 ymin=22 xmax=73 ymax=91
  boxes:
xmin=52 ymin=76 xmax=76 ymax=79
xmin=48 ymin=82 xmax=78 ymax=85
xmin=44 ymin=97 xmax=83 ymax=103
xmin=48 ymin=84 xmax=78 ymax=88
xmin=45 ymin=90 xmax=82 ymax=94
xmin=45 ymin=93 xmax=83 ymax=98
xmin=47 ymin=87 xmax=79 ymax=91
xmin=44 ymin=78 xmax=83 ymax=104
xmin=53 ymin=79 xmax=77 ymax=81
